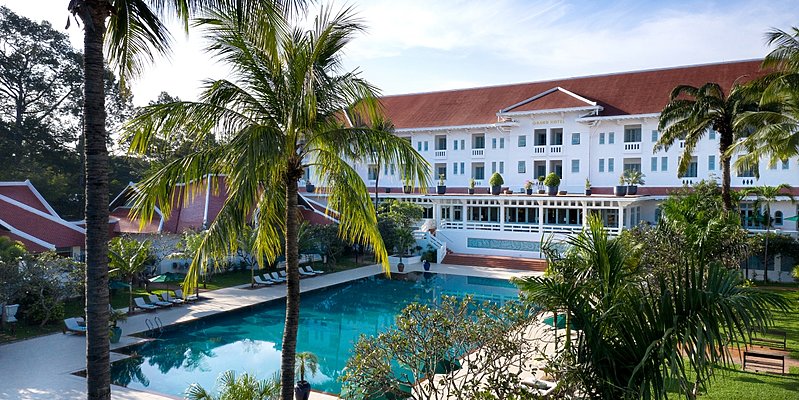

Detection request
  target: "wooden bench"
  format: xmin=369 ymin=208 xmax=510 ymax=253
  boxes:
xmin=750 ymin=329 xmax=787 ymax=351
xmin=743 ymin=351 xmax=785 ymax=374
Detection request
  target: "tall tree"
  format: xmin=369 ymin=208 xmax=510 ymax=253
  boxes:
xmin=108 ymin=236 xmax=152 ymax=313
xmin=123 ymin=6 xmax=429 ymax=398
xmin=656 ymin=83 xmax=757 ymax=210
xmin=744 ymin=184 xmax=795 ymax=282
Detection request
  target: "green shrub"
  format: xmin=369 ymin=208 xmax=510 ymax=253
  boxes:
xmin=793 ymin=264 xmax=799 ymax=282
xmin=543 ymin=172 xmax=561 ymax=187
xmin=489 ymin=172 xmax=504 ymax=186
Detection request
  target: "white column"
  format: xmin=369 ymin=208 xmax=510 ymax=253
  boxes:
xmin=499 ymin=201 xmax=506 ymax=231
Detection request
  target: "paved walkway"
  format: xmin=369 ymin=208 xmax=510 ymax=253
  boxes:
xmin=0 ymin=262 xmax=538 ymax=400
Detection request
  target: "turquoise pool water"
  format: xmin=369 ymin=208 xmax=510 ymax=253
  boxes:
xmin=110 ymin=272 xmax=519 ymax=395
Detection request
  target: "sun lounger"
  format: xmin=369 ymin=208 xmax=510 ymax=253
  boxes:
xmin=162 ymin=292 xmax=184 ymax=305
xmin=521 ymin=377 xmax=556 ymax=397
xmin=302 ymin=265 xmax=323 ymax=275
xmin=63 ymin=317 xmax=87 ymax=334
xmin=134 ymin=297 xmax=157 ymax=311
xmin=148 ymin=294 xmax=173 ymax=308
xmin=268 ymin=272 xmax=286 ymax=283
xmin=299 ymin=267 xmax=315 ymax=277
xmin=174 ymin=289 xmax=198 ymax=302
xmin=254 ymin=275 xmax=275 ymax=286
xmin=277 ymin=269 xmax=288 ymax=279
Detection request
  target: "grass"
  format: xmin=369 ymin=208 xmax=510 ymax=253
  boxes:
xmin=699 ymin=365 xmax=799 ymax=399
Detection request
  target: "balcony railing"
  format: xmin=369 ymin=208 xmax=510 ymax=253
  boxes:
xmin=740 ymin=178 xmax=756 ymax=186
xmin=533 ymin=145 xmax=546 ymax=154
xmin=471 ymin=148 xmax=485 ymax=157
xmin=472 ymin=180 xmax=483 ymax=187
xmin=679 ymin=140 xmax=686 ymax=149
xmin=434 ymin=150 xmax=447 ymax=159
xmin=624 ymin=142 xmax=641 ymax=152
xmin=438 ymin=221 xmax=622 ymax=236
xmin=549 ymin=145 xmax=562 ymax=154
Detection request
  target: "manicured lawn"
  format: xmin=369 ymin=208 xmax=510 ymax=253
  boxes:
xmin=701 ymin=365 xmax=799 ymax=399
xmin=761 ymin=286 xmax=799 ymax=359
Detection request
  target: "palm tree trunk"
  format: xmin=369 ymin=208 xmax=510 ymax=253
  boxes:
xmin=82 ymin=2 xmax=111 ymax=398
xmin=719 ymin=131 xmax=733 ymax=211
xmin=280 ymin=174 xmax=301 ymax=400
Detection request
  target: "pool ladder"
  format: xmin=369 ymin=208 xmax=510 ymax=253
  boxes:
xmin=145 ymin=317 xmax=163 ymax=336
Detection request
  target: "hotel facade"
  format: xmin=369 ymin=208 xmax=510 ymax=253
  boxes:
xmin=304 ymin=60 xmax=799 ymax=274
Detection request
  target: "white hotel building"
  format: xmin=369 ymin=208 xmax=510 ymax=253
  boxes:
xmin=305 ymin=60 xmax=798 ymax=272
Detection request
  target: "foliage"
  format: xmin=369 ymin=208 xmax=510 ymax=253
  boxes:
xmin=524 ymin=180 xmax=533 ymax=189
xmin=793 ymin=264 xmax=799 ymax=281
xmin=15 ymin=252 xmax=85 ymax=326
xmin=469 ymin=178 xmax=476 ymax=189
xmin=186 ymin=370 xmax=280 ymax=400
xmin=109 ymin=236 xmax=153 ymax=313
xmin=341 ymin=296 xmax=535 ymax=399
xmin=543 ymin=172 xmax=560 ymax=187
xmin=514 ymin=215 xmax=790 ymax=399
xmin=585 ymin=178 xmax=591 ymax=189
xmin=437 ymin=174 xmax=446 ymax=186
xmin=298 ymin=223 xmax=346 ymax=267
xmin=623 ymin=169 xmax=645 ymax=185
xmin=295 ymin=352 xmax=318 ymax=382
xmin=0 ymin=236 xmax=26 ymax=262
xmin=377 ymin=200 xmax=423 ymax=257
xmin=745 ymin=184 xmax=796 ymax=282
xmin=488 ymin=172 xmax=504 ymax=186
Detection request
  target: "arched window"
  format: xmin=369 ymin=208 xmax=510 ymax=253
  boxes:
xmin=774 ymin=211 xmax=783 ymax=226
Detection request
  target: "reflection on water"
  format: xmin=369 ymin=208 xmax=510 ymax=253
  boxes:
xmin=110 ymin=272 xmax=518 ymax=395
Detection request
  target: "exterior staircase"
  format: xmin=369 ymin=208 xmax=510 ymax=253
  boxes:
xmin=441 ymin=253 xmax=548 ymax=272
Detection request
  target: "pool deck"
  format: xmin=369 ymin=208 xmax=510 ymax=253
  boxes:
xmin=0 ymin=262 xmax=539 ymax=400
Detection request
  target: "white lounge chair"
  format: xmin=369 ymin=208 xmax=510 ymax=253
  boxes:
xmin=174 ymin=289 xmax=198 ymax=302
xmin=302 ymin=265 xmax=323 ymax=275
xmin=277 ymin=269 xmax=288 ymax=279
xmin=253 ymin=275 xmax=274 ymax=286
xmin=3 ymin=304 xmax=19 ymax=323
xmin=298 ymin=267 xmax=315 ymax=277
xmin=268 ymin=272 xmax=286 ymax=283
xmin=162 ymin=292 xmax=184 ymax=305
xmin=63 ymin=317 xmax=86 ymax=334
xmin=521 ymin=377 xmax=556 ymax=397
xmin=134 ymin=297 xmax=157 ymax=311
xmin=148 ymin=294 xmax=173 ymax=308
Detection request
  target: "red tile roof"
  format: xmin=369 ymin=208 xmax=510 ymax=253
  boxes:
xmin=379 ymin=60 xmax=764 ymax=129
xmin=0 ymin=181 xmax=58 ymax=216
xmin=505 ymin=88 xmax=596 ymax=112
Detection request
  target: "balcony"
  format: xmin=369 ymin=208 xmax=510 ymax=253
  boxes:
xmin=740 ymin=178 xmax=756 ymax=186
xmin=679 ymin=140 xmax=686 ymax=149
xmin=434 ymin=150 xmax=447 ymax=159
xmin=549 ymin=145 xmax=562 ymax=154
xmin=472 ymin=180 xmax=483 ymax=187
xmin=472 ymin=149 xmax=485 ymax=158
xmin=624 ymin=142 xmax=641 ymax=152
xmin=533 ymin=145 xmax=546 ymax=154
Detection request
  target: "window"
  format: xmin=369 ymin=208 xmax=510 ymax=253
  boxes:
xmin=782 ymin=160 xmax=790 ymax=170
xmin=417 ymin=142 xmax=422 ymax=151
xmin=491 ymin=161 xmax=496 ymax=173
xmin=571 ymin=159 xmax=580 ymax=173
xmin=599 ymin=159 xmax=605 ymax=173
xmin=775 ymin=211 xmax=784 ymax=226
xmin=367 ymin=165 xmax=378 ymax=180
xmin=623 ymin=125 xmax=642 ymax=142
xmin=454 ymin=140 xmax=459 ymax=150
xmin=384 ymin=164 xmax=388 ymax=175
xmin=461 ymin=139 xmax=465 ymax=150
xmin=436 ymin=165 xmax=447 ymax=179
xmin=518 ymin=135 xmax=527 ymax=147
xmin=608 ymin=158 xmax=615 ymax=172
xmin=608 ymin=132 xmax=615 ymax=144
xmin=474 ymin=165 xmax=485 ymax=180
xmin=437 ymin=136 xmax=447 ymax=150
xmin=679 ymin=157 xmax=698 ymax=178
xmin=571 ymin=132 xmax=580 ymax=145
xmin=651 ymin=157 xmax=658 ymax=172
xmin=661 ymin=157 xmax=668 ymax=172
xmin=460 ymin=162 xmax=465 ymax=176
xmin=499 ymin=162 xmax=504 ymax=174
xmin=651 ymin=130 xmax=658 ymax=142
xmin=709 ymin=130 xmax=716 ymax=140
xmin=624 ymin=162 xmax=641 ymax=172
xmin=550 ymin=128 xmax=564 ymax=145
xmin=492 ymin=138 xmax=497 ymax=149
xmin=534 ymin=129 xmax=547 ymax=146
xmin=708 ymin=155 xmax=716 ymax=171
xmin=769 ymin=162 xmax=777 ymax=170
xmin=453 ymin=162 xmax=458 ymax=175
xmin=423 ymin=141 xmax=428 ymax=151
xmin=738 ymin=164 xmax=757 ymax=177
xmin=390 ymin=164 xmax=395 ymax=175
xmin=599 ymin=132 xmax=605 ymax=144
xmin=499 ymin=138 xmax=505 ymax=148
xmin=518 ymin=161 xmax=526 ymax=173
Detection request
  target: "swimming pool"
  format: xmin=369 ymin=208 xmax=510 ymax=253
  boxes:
xmin=110 ymin=272 xmax=519 ymax=395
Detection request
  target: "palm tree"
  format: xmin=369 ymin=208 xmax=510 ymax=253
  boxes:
xmin=656 ymin=83 xmax=757 ymax=210
xmin=295 ymin=351 xmax=319 ymax=382
xmin=108 ymin=236 xmax=152 ymax=313
xmin=186 ymin=370 xmax=280 ymax=400
xmin=744 ymin=184 xmax=795 ymax=282
xmin=514 ymin=215 xmax=788 ymax=399
xmin=122 ymin=6 xmax=430 ymax=399
xmin=734 ymin=27 xmax=799 ymax=169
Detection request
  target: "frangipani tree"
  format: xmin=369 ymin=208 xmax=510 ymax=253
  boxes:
xmin=123 ymin=5 xmax=429 ymax=398
xmin=108 ymin=236 xmax=152 ymax=313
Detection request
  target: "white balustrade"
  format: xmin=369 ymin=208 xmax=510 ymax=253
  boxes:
xmin=471 ymin=148 xmax=485 ymax=157
xmin=434 ymin=150 xmax=447 ymax=159
xmin=533 ymin=145 xmax=546 ymax=154
xmin=549 ymin=145 xmax=563 ymax=154
xmin=624 ymin=142 xmax=641 ymax=152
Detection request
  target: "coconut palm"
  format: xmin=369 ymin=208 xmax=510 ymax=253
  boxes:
xmin=186 ymin=370 xmax=280 ymax=400
xmin=656 ymin=83 xmax=757 ymax=210
xmin=744 ymin=184 xmax=795 ymax=282
xmin=122 ymin=6 xmax=429 ymax=399
xmin=295 ymin=352 xmax=319 ymax=382
xmin=108 ymin=236 xmax=152 ymax=313
xmin=734 ymin=28 xmax=799 ymax=169
xmin=65 ymin=1 xmax=302 ymax=397
xmin=514 ymin=215 xmax=789 ymax=399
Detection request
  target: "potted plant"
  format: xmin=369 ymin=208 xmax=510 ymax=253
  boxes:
xmin=395 ymin=228 xmax=414 ymax=272
xmin=614 ymin=174 xmax=627 ymax=196
xmin=524 ymin=180 xmax=534 ymax=195
xmin=584 ymin=178 xmax=592 ymax=196
xmin=305 ymin=181 xmax=315 ymax=193
xmin=537 ymin=175 xmax=546 ymax=194
xmin=625 ymin=169 xmax=645 ymax=195
xmin=489 ymin=172 xmax=504 ymax=195
xmin=468 ymin=178 xmax=476 ymax=195
xmin=436 ymin=174 xmax=447 ymax=195
xmin=544 ymin=172 xmax=560 ymax=196
xmin=402 ymin=179 xmax=412 ymax=194
xmin=109 ymin=308 xmax=127 ymax=344
xmin=294 ymin=352 xmax=319 ymax=400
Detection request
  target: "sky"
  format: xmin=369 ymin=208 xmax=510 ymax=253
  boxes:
xmin=4 ymin=0 xmax=798 ymax=106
